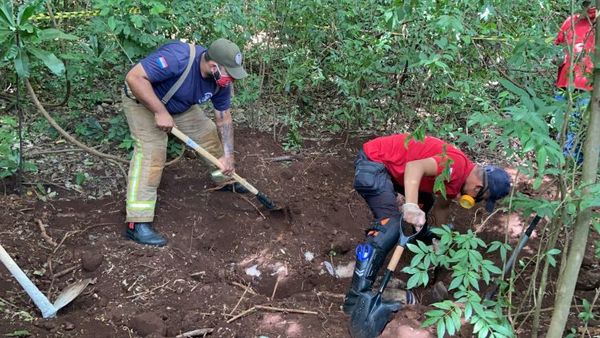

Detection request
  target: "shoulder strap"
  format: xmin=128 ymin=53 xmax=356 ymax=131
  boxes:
xmin=161 ymin=43 xmax=196 ymax=105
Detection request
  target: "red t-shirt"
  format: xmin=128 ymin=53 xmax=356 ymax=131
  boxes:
xmin=555 ymin=8 xmax=596 ymax=91
xmin=363 ymin=134 xmax=475 ymax=198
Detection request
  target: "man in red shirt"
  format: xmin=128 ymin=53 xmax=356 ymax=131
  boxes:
xmin=554 ymin=1 xmax=595 ymax=163
xmin=343 ymin=133 xmax=511 ymax=314
xmin=555 ymin=1 xmax=595 ymax=91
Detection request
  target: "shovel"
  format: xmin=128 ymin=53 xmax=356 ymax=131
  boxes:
xmin=349 ymin=220 xmax=423 ymax=338
xmin=171 ymin=127 xmax=282 ymax=212
xmin=484 ymin=215 xmax=542 ymax=301
xmin=0 ymin=243 xmax=91 ymax=318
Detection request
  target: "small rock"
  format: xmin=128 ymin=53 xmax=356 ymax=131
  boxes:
xmin=130 ymin=312 xmax=166 ymax=337
xmin=63 ymin=321 xmax=75 ymax=331
xmin=81 ymin=251 xmax=103 ymax=272
xmin=34 ymin=319 xmax=57 ymax=331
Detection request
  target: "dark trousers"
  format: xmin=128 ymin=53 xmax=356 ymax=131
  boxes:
xmin=354 ymin=150 xmax=434 ymax=220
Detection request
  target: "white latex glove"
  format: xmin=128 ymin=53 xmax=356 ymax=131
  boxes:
xmin=402 ymin=203 xmax=426 ymax=229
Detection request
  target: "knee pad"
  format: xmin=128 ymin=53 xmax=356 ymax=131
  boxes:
xmin=366 ymin=216 xmax=401 ymax=253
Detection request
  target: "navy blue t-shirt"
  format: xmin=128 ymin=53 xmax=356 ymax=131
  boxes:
xmin=138 ymin=41 xmax=231 ymax=114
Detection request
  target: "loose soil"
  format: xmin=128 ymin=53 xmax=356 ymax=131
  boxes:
xmin=1 ymin=129 xmax=598 ymax=338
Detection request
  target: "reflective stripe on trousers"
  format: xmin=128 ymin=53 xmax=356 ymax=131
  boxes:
xmin=122 ymin=94 xmax=224 ymax=222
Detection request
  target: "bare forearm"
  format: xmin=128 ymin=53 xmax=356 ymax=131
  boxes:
xmin=216 ymin=110 xmax=234 ymax=156
xmin=404 ymin=158 xmax=439 ymax=204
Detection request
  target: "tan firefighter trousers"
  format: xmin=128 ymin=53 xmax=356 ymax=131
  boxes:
xmin=123 ymin=94 xmax=225 ymax=223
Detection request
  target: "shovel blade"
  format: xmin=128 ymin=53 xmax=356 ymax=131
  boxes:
xmin=349 ymin=291 xmax=401 ymax=338
xmin=53 ymin=278 xmax=92 ymax=311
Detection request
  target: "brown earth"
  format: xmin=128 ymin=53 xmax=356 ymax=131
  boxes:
xmin=0 ymin=129 xmax=598 ymax=338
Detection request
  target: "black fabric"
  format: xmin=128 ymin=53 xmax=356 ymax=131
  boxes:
xmin=354 ymin=150 xmax=400 ymax=219
xmin=343 ymin=216 xmax=402 ymax=315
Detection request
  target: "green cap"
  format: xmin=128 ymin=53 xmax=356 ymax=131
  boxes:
xmin=207 ymin=38 xmax=248 ymax=79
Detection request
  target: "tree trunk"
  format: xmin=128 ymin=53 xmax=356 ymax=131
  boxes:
xmin=546 ymin=1 xmax=600 ymax=335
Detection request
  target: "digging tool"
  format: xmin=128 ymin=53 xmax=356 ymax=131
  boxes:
xmin=349 ymin=221 xmax=423 ymax=338
xmin=0 ymin=243 xmax=91 ymax=318
xmin=484 ymin=215 xmax=542 ymax=301
xmin=171 ymin=127 xmax=281 ymax=211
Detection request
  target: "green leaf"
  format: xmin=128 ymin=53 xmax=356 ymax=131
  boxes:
xmin=407 ymin=242 xmax=423 ymax=254
xmin=445 ymin=315 xmax=455 ymax=336
xmin=107 ymin=16 xmax=117 ymax=31
xmin=17 ymin=0 xmax=41 ymax=25
xmin=464 ymin=302 xmax=473 ymax=320
xmin=406 ymin=273 xmax=421 ymax=289
xmin=0 ymin=1 xmax=15 ymax=26
xmin=14 ymin=47 xmax=29 ymax=78
xmin=411 ymin=253 xmax=424 ymax=267
xmin=499 ymin=78 xmax=528 ymax=99
xmin=38 ymin=28 xmax=78 ymax=41
xmin=75 ymin=172 xmax=86 ymax=186
xmin=437 ymin=318 xmax=446 ymax=338
xmin=5 ymin=329 xmax=30 ymax=337
xmin=25 ymin=46 xmax=64 ymax=75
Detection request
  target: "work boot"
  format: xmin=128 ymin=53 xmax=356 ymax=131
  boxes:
xmin=343 ymin=217 xmax=402 ymax=315
xmin=343 ymin=245 xmax=399 ymax=315
xmin=125 ymin=222 xmax=167 ymax=247
xmin=217 ymin=182 xmax=250 ymax=194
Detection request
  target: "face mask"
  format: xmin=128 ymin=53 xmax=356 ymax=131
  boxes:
xmin=212 ymin=65 xmax=233 ymax=88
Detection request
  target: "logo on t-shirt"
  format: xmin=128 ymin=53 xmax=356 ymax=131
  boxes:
xmin=198 ymin=93 xmax=212 ymax=105
xmin=156 ymin=56 xmax=168 ymax=69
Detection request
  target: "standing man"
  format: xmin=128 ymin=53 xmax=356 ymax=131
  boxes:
xmin=554 ymin=0 xmax=596 ymax=163
xmin=343 ymin=133 xmax=511 ymax=314
xmin=122 ymin=38 xmax=248 ymax=247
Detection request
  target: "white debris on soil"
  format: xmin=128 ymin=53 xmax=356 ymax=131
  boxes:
xmin=245 ymin=264 xmax=261 ymax=277
xmin=323 ymin=261 xmax=338 ymax=278
xmin=335 ymin=261 xmax=355 ymax=278
xmin=304 ymin=251 xmax=315 ymax=262
xmin=270 ymin=262 xmax=288 ymax=276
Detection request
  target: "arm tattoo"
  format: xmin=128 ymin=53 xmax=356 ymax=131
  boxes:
xmin=219 ymin=122 xmax=234 ymax=156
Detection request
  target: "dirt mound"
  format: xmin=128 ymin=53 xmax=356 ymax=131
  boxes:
xmin=1 ymin=129 xmax=598 ymax=337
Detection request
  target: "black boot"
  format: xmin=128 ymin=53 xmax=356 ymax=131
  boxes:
xmin=343 ymin=217 xmax=402 ymax=315
xmin=343 ymin=244 xmax=388 ymax=314
xmin=125 ymin=222 xmax=167 ymax=247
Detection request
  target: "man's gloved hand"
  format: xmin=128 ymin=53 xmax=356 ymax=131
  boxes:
xmin=402 ymin=203 xmax=426 ymax=231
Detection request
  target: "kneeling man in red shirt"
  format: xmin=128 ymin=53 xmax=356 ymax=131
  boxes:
xmin=343 ymin=133 xmax=511 ymax=314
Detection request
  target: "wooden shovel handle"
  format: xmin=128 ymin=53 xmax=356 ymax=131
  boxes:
xmin=171 ymin=127 xmax=259 ymax=195
xmin=386 ymin=245 xmax=404 ymax=272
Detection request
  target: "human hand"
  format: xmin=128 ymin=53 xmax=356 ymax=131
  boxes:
xmin=402 ymin=202 xmax=426 ymax=231
xmin=219 ymin=155 xmax=235 ymax=176
xmin=155 ymin=111 xmax=175 ymax=133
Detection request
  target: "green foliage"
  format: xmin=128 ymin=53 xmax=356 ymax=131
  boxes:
xmin=403 ymin=225 xmax=512 ymax=338
xmin=91 ymin=0 xmax=171 ymax=59
xmin=281 ymin=107 xmax=303 ymax=151
xmin=0 ymin=116 xmax=20 ymax=179
xmin=578 ymin=298 xmax=595 ymax=322
xmin=4 ymin=330 xmax=31 ymax=337
xmin=0 ymin=116 xmax=36 ymax=179
xmin=0 ymin=0 xmax=76 ymax=77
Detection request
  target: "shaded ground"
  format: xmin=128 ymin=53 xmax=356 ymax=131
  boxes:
xmin=0 ymin=129 xmax=598 ymax=337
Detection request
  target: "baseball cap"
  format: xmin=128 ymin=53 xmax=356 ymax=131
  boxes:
xmin=483 ymin=165 xmax=512 ymax=212
xmin=207 ymin=38 xmax=248 ymax=80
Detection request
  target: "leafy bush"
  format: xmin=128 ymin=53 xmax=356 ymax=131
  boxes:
xmin=0 ymin=116 xmax=36 ymax=179
xmin=403 ymin=225 xmax=513 ymax=338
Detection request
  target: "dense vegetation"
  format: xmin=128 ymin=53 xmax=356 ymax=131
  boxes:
xmin=1 ymin=1 xmax=598 ymax=337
